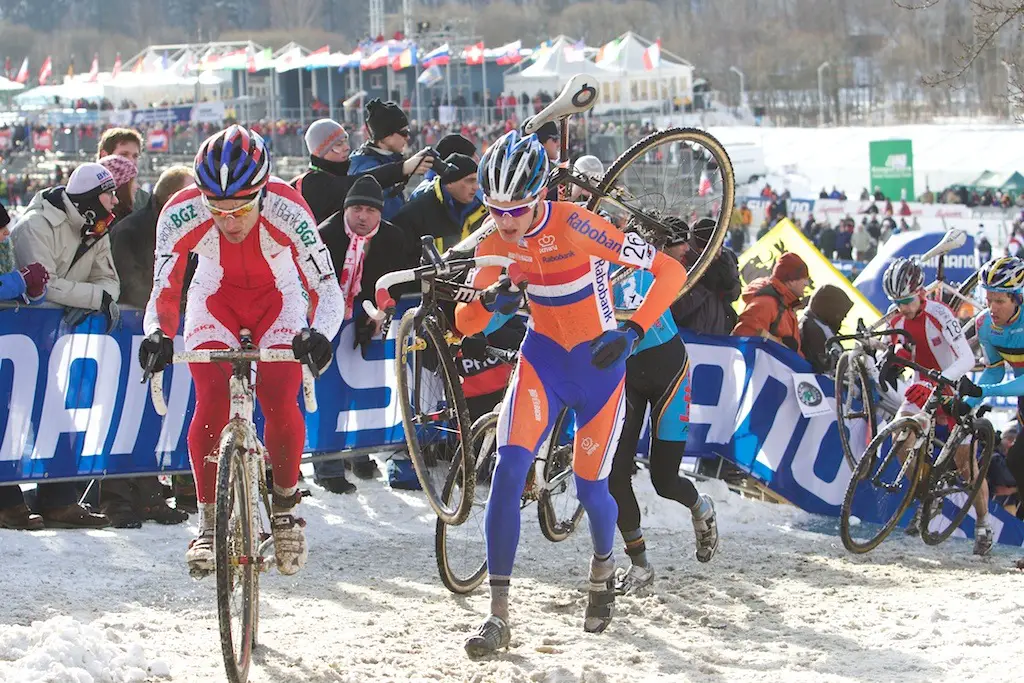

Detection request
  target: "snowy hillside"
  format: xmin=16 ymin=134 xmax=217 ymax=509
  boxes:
xmin=710 ymin=124 xmax=1024 ymax=200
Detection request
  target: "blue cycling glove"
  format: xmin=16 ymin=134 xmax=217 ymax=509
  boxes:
xmin=481 ymin=277 xmax=525 ymax=315
xmin=589 ymin=321 xmax=644 ymax=369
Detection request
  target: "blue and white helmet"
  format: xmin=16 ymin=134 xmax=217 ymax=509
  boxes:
xmin=478 ymin=130 xmax=548 ymax=202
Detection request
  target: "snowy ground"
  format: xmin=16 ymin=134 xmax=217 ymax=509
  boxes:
xmin=2 ymin=465 xmax=1022 ymax=683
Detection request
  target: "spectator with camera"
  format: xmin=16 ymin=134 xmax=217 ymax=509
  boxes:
xmin=392 ymin=153 xmax=486 ymax=251
xmin=292 ymin=118 xmax=431 ymax=225
xmin=349 ymin=100 xmax=434 ymax=220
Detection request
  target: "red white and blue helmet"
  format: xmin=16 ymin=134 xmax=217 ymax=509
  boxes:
xmin=478 ymin=129 xmax=548 ymax=202
xmin=194 ymin=125 xmax=271 ymax=199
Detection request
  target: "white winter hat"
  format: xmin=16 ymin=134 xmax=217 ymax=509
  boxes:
xmin=67 ymin=162 xmax=117 ymax=198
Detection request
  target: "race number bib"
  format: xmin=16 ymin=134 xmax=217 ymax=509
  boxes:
xmin=619 ymin=232 xmax=656 ymax=269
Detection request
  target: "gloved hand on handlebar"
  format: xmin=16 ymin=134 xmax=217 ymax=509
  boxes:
xmin=879 ymin=345 xmax=911 ymax=392
xmin=481 ymin=275 xmax=526 ymax=315
xmin=139 ymin=330 xmax=174 ymax=375
xmin=292 ymin=328 xmax=333 ymax=378
xmin=589 ymin=321 xmax=644 ymax=369
xmin=904 ymin=382 xmax=932 ymax=406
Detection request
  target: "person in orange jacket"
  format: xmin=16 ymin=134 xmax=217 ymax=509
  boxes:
xmin=731 ymin=252 xmax=810 ymax=355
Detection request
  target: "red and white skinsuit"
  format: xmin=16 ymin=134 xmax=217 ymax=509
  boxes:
xmin=143 ymin=180 xmax=344 ymax=502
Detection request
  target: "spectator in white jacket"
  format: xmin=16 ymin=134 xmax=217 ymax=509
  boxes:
xmin=0 ymin=162 xmax=124 ymax=530
xmin=11 ymin=162 xmax=121 ymax=332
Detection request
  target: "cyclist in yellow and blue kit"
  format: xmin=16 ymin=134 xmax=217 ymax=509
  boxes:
xmin=608 ymin=217 xmax=719 ymax=596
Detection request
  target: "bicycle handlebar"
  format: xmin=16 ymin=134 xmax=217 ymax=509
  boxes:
xmin=363 ymin=255 xmax=518 ymax=321
xmin=149 ymin=349 xmax=317 ymax=417
xmin=825 ymin=328 xmax=914 ymax=355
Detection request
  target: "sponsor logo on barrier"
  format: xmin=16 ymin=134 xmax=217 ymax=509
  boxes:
xmin=796 ymin=381 xmax=823 ymax=407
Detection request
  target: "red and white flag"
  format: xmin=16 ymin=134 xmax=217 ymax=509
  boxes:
xmin=112 ymin=52 xmax=122 ymax=78
xmin=87 ymin=53 xmax=99 ymax=82
xmin=38 ymin=56 xmax=52 ymax=85
xmin=642 ymin=39 xmax=661 ymax=71
xmin=698 ymin=170 xmax=712 ymax=197
xmin=464 ymin=42 xmax=485 ymax=66
xmin=14 ymin=57 xmax=29 ymax=84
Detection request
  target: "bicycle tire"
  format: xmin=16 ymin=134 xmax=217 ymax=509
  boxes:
xmin=215 ymin=426 xmax=257 ymax=683
xmin=840 ymin=416 xmax=924 ymax=554
xmin=434 ymin=412 xmax=495 ymax=594
xmin=921 ymin=418 xmax=995 ymax=545
xmin=589 ymin=127 xmax=734 ymax=302
xmin=538 ymin=408 xmax=584 ymax=543
xmin=395 ymin=308 xmax=475 ymax=525
xmin=835 ymin=351 xmax=879 ymax=472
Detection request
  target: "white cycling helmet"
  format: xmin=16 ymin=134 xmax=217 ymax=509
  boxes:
xmin=478 ymin=129 xmax=548 ymax=202
xmin=882 ymin=257 xmax=924 ymax=301
xmin=573 ymin=155 xmax=605 ymax=182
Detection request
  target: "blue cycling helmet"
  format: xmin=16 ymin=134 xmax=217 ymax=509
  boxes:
xmin=478 ymin=129 xmax=548 ymax=202
xmin=979 ymin=256 xmax=1024 ymax=293
xmin=194 ymin=125 xmax=271 ymax=199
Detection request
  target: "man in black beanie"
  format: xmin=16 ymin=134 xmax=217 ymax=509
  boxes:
xmin=392 ymin=153 xmax=486 ymax=251
xmin=315 ymin=175 xmax=418 ymax=492
xmin=410 ymin=133 xmax=479 ymax=200
xmin=292 ymin=118 xmax=432 ymax=225
xmin=349 ymin=100 xmax=434 ymax=221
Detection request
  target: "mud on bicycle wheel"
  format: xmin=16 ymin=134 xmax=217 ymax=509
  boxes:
xmin=588 ymin=127 xmax=734 ymax=306
xmin=835 ymin=351 xmax=880 ymax=472
xmin=920 ymin=417 xmax=995 ymax=546
xmin=840 ymin=416 xmax=925 ymax=554
xmin=215 ymin=429 xmax=258 ymax=683
xmin=395 ymin=307 xmax=475 ymax=525
xmin=435 ymin=412 xmax=496 ymax=594
xmin=537 ymin=408 xmax=584 ymax=543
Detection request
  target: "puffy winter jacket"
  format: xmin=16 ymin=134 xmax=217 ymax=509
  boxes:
xmin=732 ymin=275 xmax=802 ymax=355
xmin=10 ymin=188 xmax=120 ymax=309
xmin=799 ymin=284 xmax=854 ymax=373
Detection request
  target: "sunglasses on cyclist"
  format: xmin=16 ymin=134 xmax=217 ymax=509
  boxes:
xmin=893 ymin=295 xmax=917 ymax=306
xmin=484 ymin=197 xmax=539 ymax=218
xmin=203 ymin=193 xmax=260 ymax=219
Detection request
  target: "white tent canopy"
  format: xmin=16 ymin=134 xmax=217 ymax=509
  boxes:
xmin=0 ymin=76 xmax=24 ymax=92
xmin=503 ymin=36 xmax=614 ymax=99
xmin=503 ymin=32 xmax=695 ymax=113
xmin=593 ymin=32 xmax=694 ymax=112
xmin=14 ymin=81 xmax=105 ymax=108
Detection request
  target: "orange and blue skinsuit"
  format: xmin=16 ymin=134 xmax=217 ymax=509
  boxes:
xmin=455 ymin=201 xmax=686 ymax=593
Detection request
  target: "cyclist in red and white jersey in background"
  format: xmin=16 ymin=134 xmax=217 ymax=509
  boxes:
xmin=877 ymin=257 xmax=992 ymax=554
xmin=139 ymin=126 xmax=344 ymax=575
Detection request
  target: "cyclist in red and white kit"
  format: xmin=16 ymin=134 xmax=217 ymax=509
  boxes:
xmin=139 ymin=126 xmax=344 ymax=575
xmin=877 ymin=258 xmax=991 ymax=552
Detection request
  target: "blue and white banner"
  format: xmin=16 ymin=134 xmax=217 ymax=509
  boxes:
xmin=854 ymin=229 xmax=978 ymax=313
xmin=679 ymin=330 xmax=1024 ymax=547
xmin=3 ymin=302 xmax=1021 ymax=546
xmin=0 ymin=302 xmax=409 ymax=484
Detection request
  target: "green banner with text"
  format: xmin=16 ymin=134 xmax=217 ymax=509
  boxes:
xmin=869 ymin=139 xmax=914 ymax=201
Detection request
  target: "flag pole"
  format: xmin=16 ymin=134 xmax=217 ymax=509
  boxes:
xmin=481 ymin=47 xmax=489 ymax=126
xmin=328 ymin=62 xmax=335 ymax=121
xmin=414 ymin=45 xmax=423 ymax=123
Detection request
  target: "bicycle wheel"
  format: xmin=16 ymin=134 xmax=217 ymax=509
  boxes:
xmin=921 ymin=418 xmax=995 ymax=545
xmin=435 ymin=412 xmax=496 ymax=594
xmin=538 ymin=408 xmax=584 ymax=542
xmin=589 ymin=127 xmax=734 ymax=301
xmin=395 ymin=307 xmax=474 ymax=525
xmin=214 ymin=427 xmax=257 ymax=683
xmin=835 ymin=351 xmax=879 ymax=471
xmin=840 ymin=416 xmax=924 ymax=554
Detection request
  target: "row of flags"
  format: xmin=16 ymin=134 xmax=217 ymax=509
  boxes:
xmin=1 ymin=36 xmax=667 ymax=86
xmin=3 ymin=53 xmax=127 ymax=85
